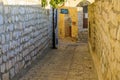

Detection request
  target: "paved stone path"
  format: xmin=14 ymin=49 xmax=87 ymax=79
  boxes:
xmin=19 ymin=41 xmax=98 ymax=80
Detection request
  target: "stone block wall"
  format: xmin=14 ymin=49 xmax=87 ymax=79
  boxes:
xmin=78 ymin=7 xmax=83 ymax=32
xmin=0 ymin=2 xmax=52 ymax=80
xmin=48 ymin=9 xmax=53 ymax=47
xmin=88 ymin=0 xmax=120 ymax=80
xmin=77 ymin=7 xmax=88 ymax=43
xmin=78 ymin=30 xmax=88 ymax=43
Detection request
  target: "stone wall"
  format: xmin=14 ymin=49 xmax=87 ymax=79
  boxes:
xmin=78 ymin=30 xmax=88 ymax=43
xmin=88 ymin=0 xmax=120 ymax=80
xmin=0 ymin=2 xmax=52 ymax=80
xmin=77 ymin=7 xmax=88 ymax=43
xmin=78 ymin=7 xmax=83 ymax=32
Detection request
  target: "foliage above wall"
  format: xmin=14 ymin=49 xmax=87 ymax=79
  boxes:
xmin=42 ymin=0 xmax=48 ymax=7
xmin=41 ymin=0 xmax=87 ymax=8
xmin=50 ymin=0 xmax=66 ymax=8
xmin=42 ymin=0 xmax=66 ymax=8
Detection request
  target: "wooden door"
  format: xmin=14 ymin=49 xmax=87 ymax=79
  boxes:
xmin=83 ymin=13 xmax=88 ymax=28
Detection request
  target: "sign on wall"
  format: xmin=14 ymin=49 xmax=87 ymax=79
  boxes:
xmin=85 ymin=13 xmax=88 ymax=18
xmin=61 ymin=9 xmax=69 ymax=14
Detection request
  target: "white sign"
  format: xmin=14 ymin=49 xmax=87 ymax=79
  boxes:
xmin=85 ymin=13 xmax=88 ymax=18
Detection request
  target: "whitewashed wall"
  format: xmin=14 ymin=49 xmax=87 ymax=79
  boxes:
xmin=0 ymin=2 xmax=52 ymax=80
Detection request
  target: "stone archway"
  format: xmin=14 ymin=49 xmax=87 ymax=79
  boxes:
xmin=76 ymin=0 xmax=91 ymax=43
xmin=76 ymin=0 xmax=91 ymax=7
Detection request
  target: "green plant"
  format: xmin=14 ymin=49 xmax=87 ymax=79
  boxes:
xmin=41 ymin=0 xmax=48 ymax=7
xmin=50 ymin=0 xmax=66 ymax=8
xmin=42 ymin=0 xmax=66 ymax=8
xmin=41 ymin=0 xmax=87 ymax=8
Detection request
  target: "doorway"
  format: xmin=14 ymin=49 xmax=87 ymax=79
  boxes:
xmin=83 ymin=6 xmax=88 ymax=28
xmin=58 ymin=7 xmax=78 ymax=40
xmin=64 ymin=14 xmax=72 ymax=37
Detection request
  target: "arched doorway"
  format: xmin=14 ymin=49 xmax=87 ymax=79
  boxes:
xmin=77 ymin=0 xmax=91 ymax=42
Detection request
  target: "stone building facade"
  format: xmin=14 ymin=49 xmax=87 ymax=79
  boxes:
xmin=77 ymin=7 xmax=88 ymax=43
xmin=0 ymin=1 xmax=53 ymax=80
xmin=58 ymin=6 xmax=88 ymax=42
xmin=88 ymin=0 xmax=120 ymax=80
xmin=58 ymin=7 xmax=78 ymax=40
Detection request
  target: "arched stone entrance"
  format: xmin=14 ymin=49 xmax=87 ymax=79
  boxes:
xmin=76 ymin=0 xmax=91 ymax=42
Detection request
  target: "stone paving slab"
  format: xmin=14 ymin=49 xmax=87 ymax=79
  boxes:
xmin=19 ymin=41 xmax=98 ymax=80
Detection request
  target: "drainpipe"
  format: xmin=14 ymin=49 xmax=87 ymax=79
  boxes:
xmin=52 ymin=8 xmax=57 ymax=49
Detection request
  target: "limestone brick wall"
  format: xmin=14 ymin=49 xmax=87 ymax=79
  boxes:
xmin=0 ymin=2 xmax=52 ymax=80
xmin=88 ymin=1 xmax=120 ymax=80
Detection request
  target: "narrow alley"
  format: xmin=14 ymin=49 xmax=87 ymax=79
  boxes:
xmin=0 ymin=0 xmax=120 ymax=80
xmin=19 ymin=40 xmax=98 ymax=80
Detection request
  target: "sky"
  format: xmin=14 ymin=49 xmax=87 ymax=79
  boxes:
xmin=1 ymin=0 xmax=95 ymax=7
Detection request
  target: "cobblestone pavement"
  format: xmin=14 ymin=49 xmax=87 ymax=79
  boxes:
xmin=19 ymin=40 xmax=98 ymax=80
